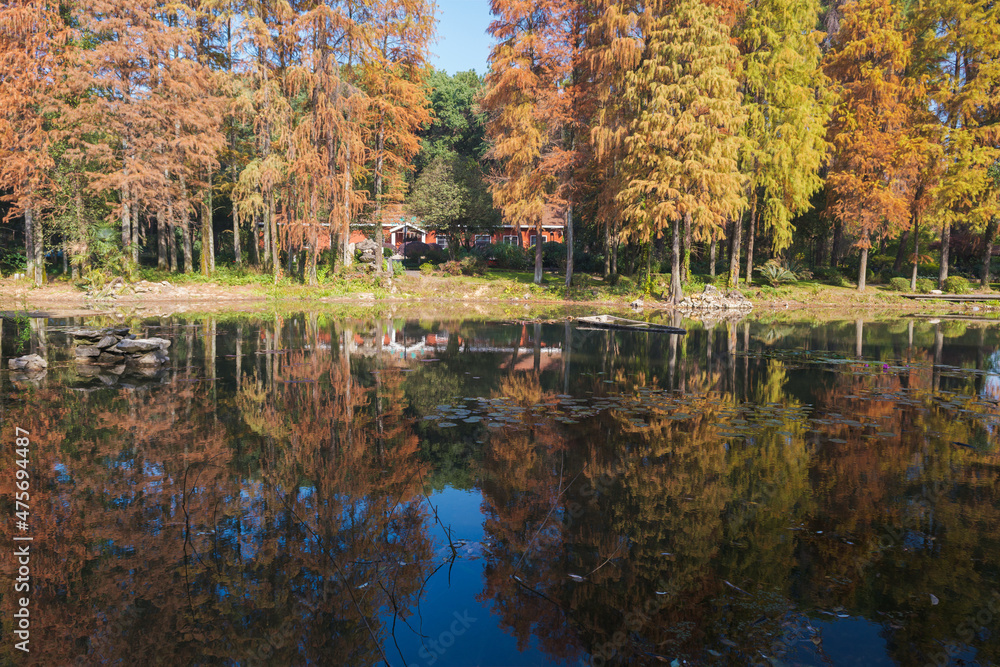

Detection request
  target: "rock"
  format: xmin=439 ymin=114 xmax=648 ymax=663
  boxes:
xmin=132 ymin=350 xmax=169 ymax=366
xmin=95 ymin=335 xmax=120 ymax=349
xmin=75 ymin=364 xmax=101 ymax=377
xmin=114 ymin=337 xmax=171 ymax=353
xmin=677 ymin=284 xmax=753 ymax=312
xmin=74 ymin=346 xmax=102 ymax=358
xmin=629 ymin=299 xmax=644 ymax=309
xmin=67 ymin=326 xmax=130 ymax=341
xmin=8 ymin=354 xmax=47 ymax=371
xmin=67 ymin=327 xmax=107 ymax=341
xmin=930 ymin=289 xmax=943 ymax=295
xmin=356 ymin=293 xmax=375 ymax=300
xmin=97 ymin=352 xmax=125 ymax=365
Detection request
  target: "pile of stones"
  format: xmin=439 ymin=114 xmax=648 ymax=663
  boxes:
xmin=68 ymin=327 xmax=171 ymax=375
xmin=7 ymin=354 xmax=48 ymax=384
xmin=678 ymin=284 xmax=753 ymax=312
xmin=355 ymin=238 xmax=382 ymax=265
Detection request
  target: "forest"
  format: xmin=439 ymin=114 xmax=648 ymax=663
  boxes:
xmin=0 ymin=0 xmax=998 ymax=298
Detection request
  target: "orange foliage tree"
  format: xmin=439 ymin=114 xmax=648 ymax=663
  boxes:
xmin=823 ymin=0 xmax=922 ymax=291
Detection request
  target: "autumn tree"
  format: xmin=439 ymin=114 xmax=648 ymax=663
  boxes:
xmin=360 ymin=0 xmax=433 ymax=275
xmin=823 ymin=0 xmax=921 ymax=291
xmin=586 ymin=0 xmax=641 ymax=278
xmin=482 ymin=0 xmax=579 ymax=285
xmin=736 ymin=0 xmax=831 ymax=285
xmin=0 ymin=0 xmax=66 ymax=285
xmin=913 ymin=0 xmax=1000 ymax=288
xmin=617 ymin=0 xmax=746 ymax=303
xmin=59 ymin=0 xmax=222 ymax=273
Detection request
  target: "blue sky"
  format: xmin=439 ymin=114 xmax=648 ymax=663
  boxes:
xmin=429 ymin=0 xmax=492 ymax=76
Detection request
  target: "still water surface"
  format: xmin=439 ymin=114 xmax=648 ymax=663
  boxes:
xmin=1 ymin=313 xmax=999 ymax=666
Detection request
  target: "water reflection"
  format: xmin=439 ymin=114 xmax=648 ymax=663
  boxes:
xmin=1 ymin=314 xmax=999 ymax=665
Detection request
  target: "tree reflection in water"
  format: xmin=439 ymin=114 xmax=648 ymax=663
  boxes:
xmin=0 ymin=314 xmax=999 ymax=666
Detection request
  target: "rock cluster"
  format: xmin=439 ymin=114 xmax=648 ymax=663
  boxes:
xmin=8 ymin=354 xmax=48 ymax=384
xmin=69 ymin=327 xmax=171 ymax=377
xmin=678 ymin=285 xmax=753 ymax=311
xmin=355 ymin=238 xmax=383 ymax=265
xmin=86 ymin=279 xmax=191 ymax=301
xmin=8 ymin=354 xmax=48 ymax=372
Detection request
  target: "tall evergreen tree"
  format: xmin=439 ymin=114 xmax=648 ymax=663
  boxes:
xmin=736 ymin=0 xmax=831 ymax=284
xmin=913 ymin=0 xmax=1000 ymax=288
xmin=617 ymin=0 xmax=746 ymax=303
xmin=823 ymin=0 xmax=921 ymax=291
xmin=0 ymin=0 xmax=66 ymax=285
xmin=482 ymin=0 xmax=578 ymax=285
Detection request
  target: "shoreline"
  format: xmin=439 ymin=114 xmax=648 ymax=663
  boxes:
xmin=0 ymin=274 xmax=992 ymax=321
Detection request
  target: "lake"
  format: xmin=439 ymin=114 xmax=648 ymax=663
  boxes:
xmin=1 ymin=312 xmax=999 ymax=666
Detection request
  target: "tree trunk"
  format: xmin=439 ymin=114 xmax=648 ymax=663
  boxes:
xmin=308 ymin=203 xmax=319 ymax=286
xmin=603 ymin=219 xmax=611 ymax=277
xmin=709 ymin=228 xmax=717 ymax=278
xmin=611 ymin=235 xmax=618 ymax=275
xmin=19 ymin=210 xmax=32 ymax=282
xmin=858 ymin=242 xmax=868 ymax=292
xmin=831 ymin=220 xmax=843 ymax=267
xmin=534 ymin=218 xmax=543 ymax=284
xmin=745 ymin=191 xmax=757 ymax=284
xmin=250 ymin=211 xmax=260 ymax=266
xmin=180 ymin=173 xmax=192 ymax=273
xmin=910 ymin=214 xmax=919 ymax=291
xmin=981 ymin=217 xmax=997 ymax=288
xmin=202 ymin=170 xmax=214 ymax=275
xmin=728 ymin=214 xmax=742 ymax=288
xmin=892 ymin=230 xmax=909 ymax=274
xmin=342 ymin=141 xmax=353 ymax=268
xmin=73 ymin=184 xmax=86 ymax=278
xmin=32 ymin=207 xmax=43 ymax=285
xmin=269 ymin=189 xmax=278 ymax=283
xmin=167 ymin=196 xmax=177 ymax=272
xmin=938 ymin=220 xmax=950 ymax=289
xmin=565 ymin=203 xmax=574 ymax=288
xmin=25 ymin=206 xmax=35 ymax=283
xmin=121 ymin=185 xmax=131 ymax=259
xmin=233 ymin=207 xmax=242 ymax=268
xmin=670 ymin=214 xmax=684 ymax=303
xmin=131 ymin=190 xmax=139 ymax=265
xmin=683 ymin=211 xmax=691 ymax=283
xmin=157 ymin=208 xmax=167 ymax=269
xmin=374 ymin=122 xmax=385 ymax=275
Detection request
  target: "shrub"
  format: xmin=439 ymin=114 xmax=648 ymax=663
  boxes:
xmin=889 ymin=277 xmax=910 ymax=292
xmin=757 ymin=260 xmax=797 ymax=286
xmin=916 ymin=278 xmax=934 ymax=294
xmin=541 ymin=241 xmax=565 ymax=270
xmin=419 ymin=262 xmax=435 ymax=274
xmin=439 ymin=260 xmax=462 ymax=276
xmin=459 ymin=256 xmax=487 ymax=276
xmin=944 ymin=275 xmax=971 ymax=294
xmin=488 ymin=243 xmax=532 ymax=270
xmin=573 ymin=245 xmax=604 ymax=273
xmin=785 ymin=258 xmax=813 ymax=280
xmin=424 ymin=248 xmax=449 ymax=265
